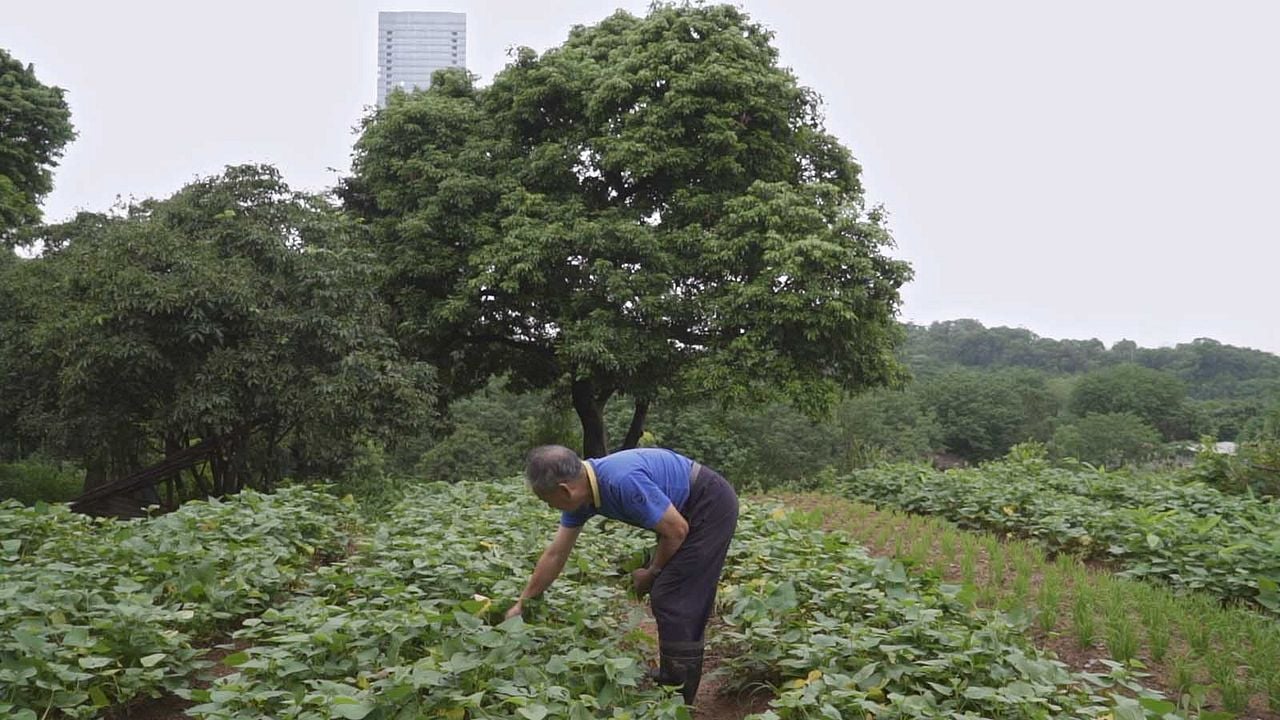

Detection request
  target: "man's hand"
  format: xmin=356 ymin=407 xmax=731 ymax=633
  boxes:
xmin=632 ymin=568 xmax=656 ymax=596
xmin=505 ymin=600 xmax=524 ymax=620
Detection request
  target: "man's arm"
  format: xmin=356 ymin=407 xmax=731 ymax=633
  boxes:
xmin=508 ymin=524 xmax=582 ymax=617
xmin=632 ymin=504 xmax=688 ymax=594
xmin=648 ymin=504 xmax=689 ymax=572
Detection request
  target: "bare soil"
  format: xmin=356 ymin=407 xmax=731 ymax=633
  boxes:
xmin=104 ymin=639 xmax=247 ymax=720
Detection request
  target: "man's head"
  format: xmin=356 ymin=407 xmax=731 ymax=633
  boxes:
xmin=525 ymin=445 xmax=590 ymax=511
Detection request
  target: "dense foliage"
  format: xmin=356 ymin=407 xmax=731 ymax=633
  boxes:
xmin=1068 ymin=365 xmax=1190 ymax=440
xmin=905 ymin=321 xmax=1280 ymax=399
xmin=721 ymin=507 xmax=1185 ymax=720
xmin=1 ymin=166 xmax=434 ymax=496
xmin=1050 ymin=413 xmax=1163 ymax=468
xmin=376 ymin=318 xmax=1280 ymax=493
xmin=0 ymin=488 xmax=355 ymax=718
xmin=838 ymin=455 xmax=1280 ymax=611
xmin=5 ymin=478 xmax=1188 ymax=719
xmin=343 ymin=3 xmax=911 ymax=457
xmin=0 ymin=48 xmax=75 ymax=235
xmin=183 ymin=481 xmax=689 ymax=719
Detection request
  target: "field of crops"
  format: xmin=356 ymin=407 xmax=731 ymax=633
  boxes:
xmin=838 ymin=456 xmax=1280 ymax=611
xmin=0 ymin=488 xmax=356 ymax=719
xmin=2 ymin=479 xmax=1197 ymax=720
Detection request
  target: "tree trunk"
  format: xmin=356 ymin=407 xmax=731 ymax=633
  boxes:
xmin=163 ymin=433 xmax=182 ymax=508
xmin=572 ymin=378 xmax=610 ymax=458
xmin=617 ymin=399 xmax=650 ymax=451
xmin=210 ymin=446 xmax=229 ymax=496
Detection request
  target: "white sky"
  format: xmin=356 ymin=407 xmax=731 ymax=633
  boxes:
xmin=5 ymin=0 xmax=1278 ymax=355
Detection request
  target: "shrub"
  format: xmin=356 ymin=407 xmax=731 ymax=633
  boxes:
xmin=0 ymin=457 xmax=82 ymax=504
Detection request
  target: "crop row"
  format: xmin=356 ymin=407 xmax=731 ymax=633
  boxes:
xmin=0 ymin=488 xmax=356 ymax=719
xmin=5 ymin=478 xmax=1194 ymax=720
xmin=719 ymin=507 xmax=1186 ymax=720
xmin=184 ymin=482 xmax=1182 ymax=720
xmin=182 ymin=481 xmax=688 ymax=719
xmin=836 ymin=457 xmax=1280 ymax=610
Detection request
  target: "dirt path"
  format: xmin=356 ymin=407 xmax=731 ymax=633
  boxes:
xmin=105 ymin=640 xmax=245 ymax=720
xmin=628 ymin=601 xmax=772 ymax=719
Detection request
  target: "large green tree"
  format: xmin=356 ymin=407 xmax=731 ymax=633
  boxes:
xmin=917 ymin=369 xmax=1057 ymax=462
xmin=4 ymin=165 xmax=434 ymax=496
xmin=1051 ymin=412 xmax=1162 ymax=467
xmin=0 ymin=48 xmax=75 ymax=235
xmin=343 ymin=4 xmax=911 ymax=457
xmin=1069 ymin=364 xmax=1189 ymax=440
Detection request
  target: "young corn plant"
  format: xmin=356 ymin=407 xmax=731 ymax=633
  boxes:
xmin=1035 ymin=569 xmax=1063 ymax=633
xmin=1169 ymin=655 xmax=1198 ymax=697
xmin=1269 ymin=672 xmax=1280 ymax=713
xmin=1105 ymin=616 xmax=1139 ymax=664
xmin=1144 ymin=605 xmax=1171 ymax=664
xmin=1073 ymin=586 xmax=1097 ymax=649
xmin=1256 ymin=630 xmax=1280 ymax=712
xmin=938 ymin=528 xmax=957 ymax=564
xmin=990 ymin=544 xmax=1007 ymax=587
xmin=1012 ymin=566 xmax=1032 ymax=604
xmin=978 ymin=582 xmax=1000 ymax=609
xmin=907 ymin=533 xmax=929 ymax=566
xmin=1102 ymin=585 xmax=1137 ymax=664
xmin=1183 ymin=607 xmax=1214 ymax=657
xmin=960 ymin=547 xmax=978 ymax=588
xmin=1208 ymin=656 xmax=1250 ymax=714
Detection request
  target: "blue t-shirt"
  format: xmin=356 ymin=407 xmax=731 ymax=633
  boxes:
xmin=560 ymin=448 xmax=694 ymax=530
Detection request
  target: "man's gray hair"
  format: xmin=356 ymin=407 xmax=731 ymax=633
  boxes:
xmin=525 ymin=445 xmax=583 ymax=494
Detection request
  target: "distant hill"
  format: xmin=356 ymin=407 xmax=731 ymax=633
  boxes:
xmin=903 ymin=319 xmax=1280 ymax=401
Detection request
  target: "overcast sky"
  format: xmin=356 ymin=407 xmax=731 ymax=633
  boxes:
xmin=6 ymin=1 xmax=1278 ymax=355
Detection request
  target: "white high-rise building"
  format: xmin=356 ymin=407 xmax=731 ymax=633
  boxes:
xmin=377 ymin=11 xmax=467 ymax=107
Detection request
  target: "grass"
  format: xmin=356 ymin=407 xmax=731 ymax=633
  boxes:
xmin=774 ymin=492 xmax=1280 ymax=718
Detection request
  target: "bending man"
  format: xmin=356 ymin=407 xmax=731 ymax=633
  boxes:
xmin=507 ymin=445 xmax=739 ymax=707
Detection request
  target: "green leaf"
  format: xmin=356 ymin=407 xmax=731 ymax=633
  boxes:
xmin=518 ymin=704 xmax=549 ymax=720
xmin=331 ymin=697 xmax=375 ymax=719
xmin=223 ymin=651 xmax=250 ymax=667
xmin=139 ymin=653 xmax=166 ymax=668
xmin=89 ymin=686 xmax=110 ymax=707
xmin=963 ymin=686 xmax=996 ymax=699
xmin=1137 ymin=697 xmax=1177 ymax=715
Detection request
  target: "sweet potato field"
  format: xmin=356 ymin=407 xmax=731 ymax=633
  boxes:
xmin=838 ymin=458 xmax=1280 ymax=611
xmin=1 ymin=480 xmax=1201 ymax=719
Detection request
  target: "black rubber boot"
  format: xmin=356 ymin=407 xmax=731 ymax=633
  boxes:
xmin=658 ymin=642 xmax=705 ymax=707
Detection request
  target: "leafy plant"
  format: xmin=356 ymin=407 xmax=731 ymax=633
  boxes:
xmin=0 ymin=488 xmax=356 ymax=717
xmin=840 ymin=458 xmax=1280 ymax=610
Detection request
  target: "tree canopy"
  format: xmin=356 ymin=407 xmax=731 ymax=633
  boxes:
xmin=343 ymin=3 xmax=911 ymax=456
xmin=916 ymin=369 xmax=1057 ymax=461
xmin=2 ymin=165 xmax=434 ymax=496
xmin=1069 ymin=364 xmax=1189 ymax=440
xmin=0 ymin=48 xmax=75 ymax=235
xmin=1051 ymin=412 xmax=1162 ymax=468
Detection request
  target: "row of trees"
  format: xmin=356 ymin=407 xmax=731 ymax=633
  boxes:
xmin=906 ymin=319 xmax=1280 ymax=401
xmin=383 ymin=351 xmax=1280 ymax=489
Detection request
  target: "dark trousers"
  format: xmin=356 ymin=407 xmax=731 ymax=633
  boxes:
xmin=650 ymin=465 xmax=738 ymax=704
